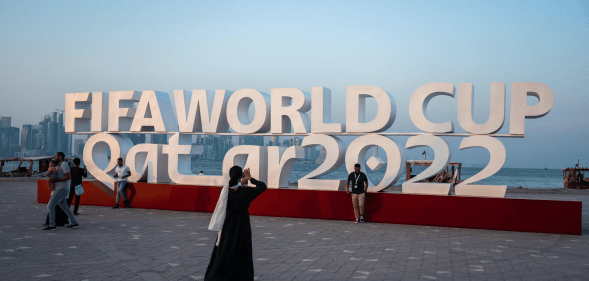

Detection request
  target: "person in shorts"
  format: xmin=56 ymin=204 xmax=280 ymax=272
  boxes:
xmin=346 ymin=163 xmax=368 ymax=223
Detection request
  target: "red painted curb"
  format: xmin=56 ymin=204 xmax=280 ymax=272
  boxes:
xmin=37 ymin=180 xmax=582 ymax=235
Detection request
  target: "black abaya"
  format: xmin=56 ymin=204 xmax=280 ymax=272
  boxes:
xmin=45 ymin=205 xmax=69 ymax=226
xmin=205 ymin=178 xmax=267 ymax=281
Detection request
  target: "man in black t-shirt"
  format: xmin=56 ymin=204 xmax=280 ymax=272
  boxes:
xmin=346 ymin=163 xmax=368 ymax=223
xmin=68 ymin=158 xmax=87 ymax=215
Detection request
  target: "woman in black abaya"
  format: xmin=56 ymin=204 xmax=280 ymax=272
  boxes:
xmin=205 ymin=166 xmax=267 ymax=281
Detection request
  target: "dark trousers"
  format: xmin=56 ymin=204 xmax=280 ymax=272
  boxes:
xmin=67 ymin=186 xmax=81 ymax=213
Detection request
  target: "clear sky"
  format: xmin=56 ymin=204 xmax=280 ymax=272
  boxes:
xmin=0 ymin=0 xmax=587 ymax=168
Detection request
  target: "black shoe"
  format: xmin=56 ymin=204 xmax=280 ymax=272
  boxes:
xmin=113 ymin=205 xmax=119 ymax=209
xmin=43 ymin=226 xmax=56 ymax=231
xmin=360 ymin=218 xmax=365 ymax=223
xmin=355 ymin=219 xmax=360 ymax=224
xmin=66 ymin=224 xmax=79 ymax=229
xmin=73 ymin=212 xmax=79 ymax=215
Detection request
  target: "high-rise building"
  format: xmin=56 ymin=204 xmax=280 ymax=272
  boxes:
xmin=73 ymin=139 xmax=85 ymax=156
xmin=304 ymin=146 xmax=319 ymax=161
xmin=0 ymin=125 xmax=20 ymax=157
xmin=0 ymin=116 xmax=11 ymax=128
xmin=46 ymin=112 xmax=59 ymax=154
xmin=34 ymin=133 xmax=46 ymax=153
xmin=56 ymin=112 xmax=69 ymax=154
xmin=239 ymin=135 xmax=264 ymax=146
xmin=18 ymin=110 xmax=75 ymax=156
xmin=128 ymin=134 xmax=146 ymax=145
xmin=151 ymin=134 xmax=168 ymax=144
xmin=315 ymin=147 xmax=327 ymax=163
xmin=289 ymin=136 xmax=301 ymax=146
xmin=268 ymin=136 xmax=279 ymax=146
xmin=217 ymin=135 xmax=233 ymax=160
xmin=21 ymin=124 xmax=35 ymax=151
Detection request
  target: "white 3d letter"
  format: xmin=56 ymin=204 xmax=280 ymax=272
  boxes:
xmin=299 ymin=134 xmax=346 ymax=190
xmin=226 ymin=89 xmax=271 ymax=134
xmin=311 ymin=87 xmax=343 ymax=133
xmin=346 ymin=85 xmax=396 ymax=133
xmin=409 ymin=83 xmax=455 ymax=133
xmin=126 ymin=144 xmax=170 ymax=183
xmin=130 ymin=91 xmax=178 ymax=133
xmin=162 ymin=133 xmax=223 ymax=186
xmin=509 ymin=82 xmax=554 ymax=135
xmin=457 ymin=83 xmax=505 ymax=134
xmin=222 ymin=145 xmax=268 ymax=183
xmin=65 ymin=92 xmax=92 ymax=133
xmin=174 ymin=89 xmax=232 ymax=133
xmin=91 ymin=92 xmax=109 ymax=132
xmin=83 ymin=133 xmax=134 ymax=190
xmin=108 ymin=91 xmax=140 ymax=132
xmin=402 ymin=134 xmax=453 ymax=195
xmin=455 ymin=136 xmax=506 ymax=198
xmin=345 ymin=135 xmax=405 ymax=192
xmin=267 ymin=146 xmax=304 ymax=188
xmin=270 ymin=88 xmax=311 ymax=133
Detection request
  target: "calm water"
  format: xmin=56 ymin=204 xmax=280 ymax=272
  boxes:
xmin=189 ymin=161 xmax=564 ymax=189
xmin=3 ymin=160 xmax=565 ymax=188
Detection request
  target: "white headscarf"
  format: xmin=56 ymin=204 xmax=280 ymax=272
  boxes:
xmin=208 ymin=182 xmax=240 ymax=231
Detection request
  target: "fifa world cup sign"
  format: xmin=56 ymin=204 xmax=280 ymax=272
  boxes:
xmin=65 ymin=82 xmax=554 ymax=198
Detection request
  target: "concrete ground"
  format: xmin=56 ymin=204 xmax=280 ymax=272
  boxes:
xmin=1 ymin=181 xmax=589 ymax=281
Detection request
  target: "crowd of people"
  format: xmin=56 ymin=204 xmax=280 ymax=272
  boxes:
xmin=41 ymin=151 xmax=370 ymax=280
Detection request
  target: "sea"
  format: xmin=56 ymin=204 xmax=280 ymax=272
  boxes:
xmin=3 ymin=160 xmax=564 ymax=188
xmin=188 ymin=161 xmax=563 ymax=189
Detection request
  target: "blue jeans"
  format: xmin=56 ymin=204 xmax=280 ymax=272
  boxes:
xmin=116 ymin=181 xmax=128 ymax=204
xmin=47 ymin=186 xmax=78 ymax=227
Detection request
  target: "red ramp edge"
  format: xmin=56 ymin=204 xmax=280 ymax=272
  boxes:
xmin=37 ymin=180 xmax=582 ymax=235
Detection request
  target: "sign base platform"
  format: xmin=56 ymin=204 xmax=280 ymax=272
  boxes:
xmin=37 ymin=180 xmax=582 ymax=235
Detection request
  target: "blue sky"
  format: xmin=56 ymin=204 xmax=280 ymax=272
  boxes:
xmin=0 ymin=0 xmax=587 ymax=168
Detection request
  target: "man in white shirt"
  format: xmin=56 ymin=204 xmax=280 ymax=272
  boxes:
xmin=113 ymin=158 xmax=132 ymax=209
xmin=44 ymin=152 xmax=79 ymax=230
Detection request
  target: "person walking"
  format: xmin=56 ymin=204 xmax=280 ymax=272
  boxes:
xmin=205 ymin=166 xmax=267 ymax=281
xmin=67 ymin=158 xmax=87 ymax=215
xmin=346 ymin=163 xmax=368 ymax=223
xmin=113 ymin=158 xmax=132 ymax=208
xmin=43 ymin=152 xmax=79 ymax=230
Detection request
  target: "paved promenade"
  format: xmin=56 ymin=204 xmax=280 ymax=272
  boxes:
xmin=1 ymin=181 xmax=589 ymax=280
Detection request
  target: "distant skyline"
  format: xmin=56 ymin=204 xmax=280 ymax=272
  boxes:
xmin=1 ymin=1 xmax=587 ymax=169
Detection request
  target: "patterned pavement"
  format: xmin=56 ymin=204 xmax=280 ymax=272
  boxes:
xmin=1 ymin=181 xmax=589 ymax=280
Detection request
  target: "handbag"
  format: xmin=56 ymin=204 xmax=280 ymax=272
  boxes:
xmin=75 ymin=184 xmax=84 ymax=196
